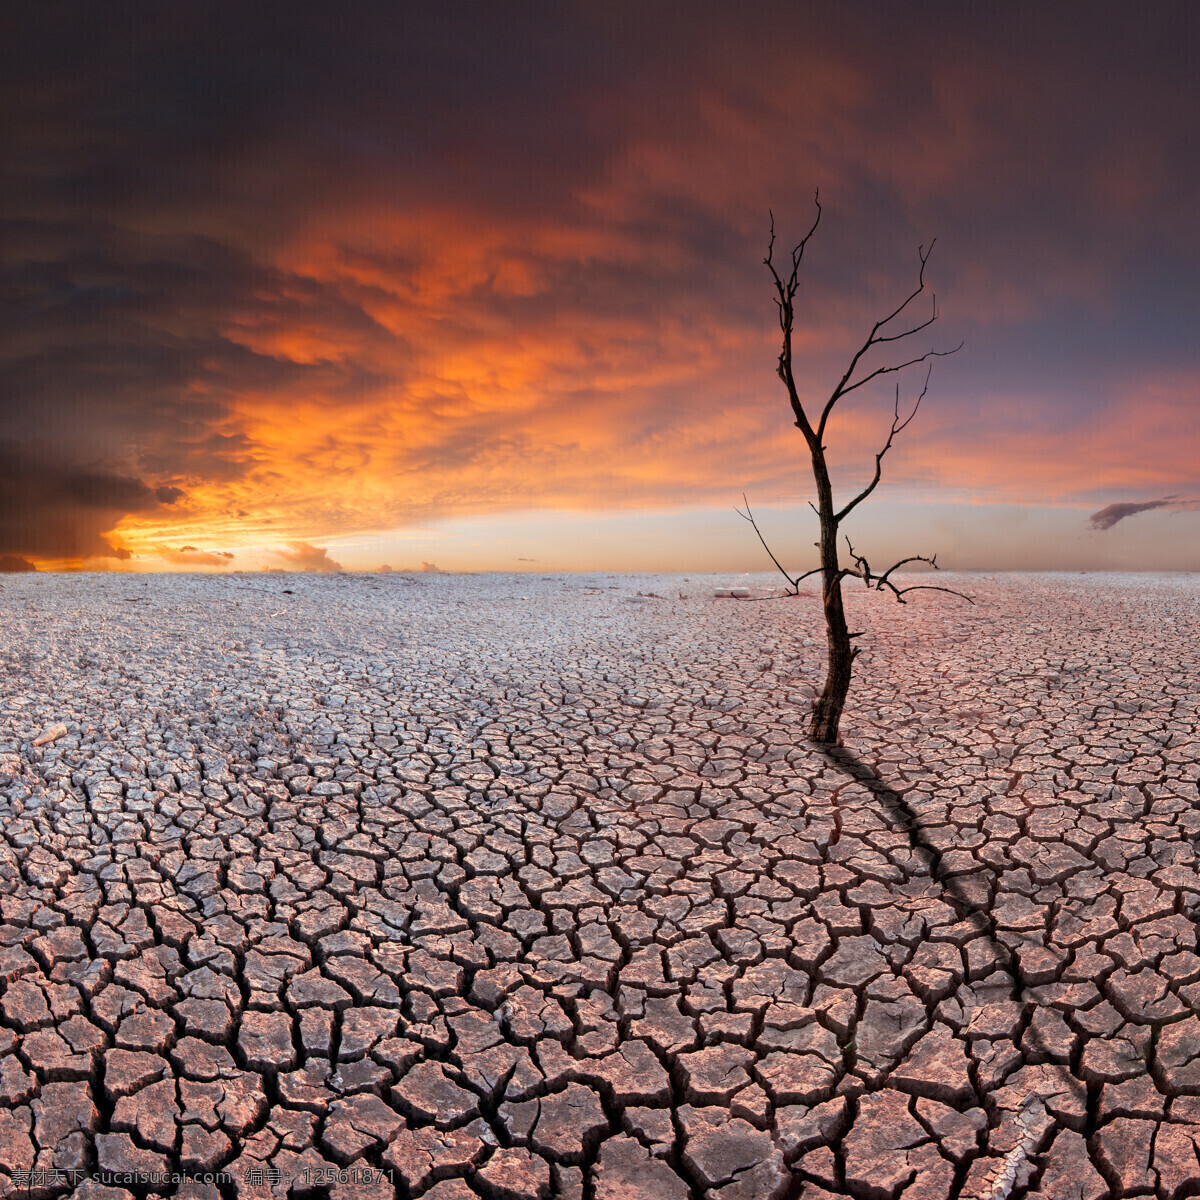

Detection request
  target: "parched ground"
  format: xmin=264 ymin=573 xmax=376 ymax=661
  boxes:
xmin=0 ymin=570 xmax=1198 ymax=1200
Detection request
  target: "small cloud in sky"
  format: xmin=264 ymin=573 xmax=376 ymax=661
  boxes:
xmin=275 ymin=542 xmax=342 ymax=571
xmin=1089 ymin=497 xmax=1176 ymax=530
xmin=377 ymin=564 xmax=393 ymax=573
xmin=162 ymin=547 xmax=234 ymax=567
xmin=420 ymin=561 xmax=443 ymax=573
xmin=156 ymin=486 xmax=185 ymax=505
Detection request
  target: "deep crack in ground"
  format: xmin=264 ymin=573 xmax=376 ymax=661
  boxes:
xmin=0 ymin=569 xmax=1197 ymax=1200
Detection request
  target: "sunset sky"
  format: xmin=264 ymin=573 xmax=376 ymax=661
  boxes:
xmin=3 ymin=1 xmax=1199 ymax=573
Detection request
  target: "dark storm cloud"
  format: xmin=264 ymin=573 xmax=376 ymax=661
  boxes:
xmin=1089 ymin=499 xmax=1175 ymax=531
xmin=0 ymin=446 xmax=161 ymax=559
xmin=1 ymin=1 xmax=618 ymax=225
xmin=0 ymin=0 xmax=643 ymax=557
xmin=2 ymin=1 xmax=1199 ymax=560
xmin=0 ymin=223 xmax=403 ymax=555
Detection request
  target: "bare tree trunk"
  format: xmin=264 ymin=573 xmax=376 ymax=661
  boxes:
xmin=809 ymin=451 xmax=853 ymax=742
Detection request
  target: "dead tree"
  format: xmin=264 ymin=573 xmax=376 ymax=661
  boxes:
xmin=738 ymin=195 xmax=970 ymax=744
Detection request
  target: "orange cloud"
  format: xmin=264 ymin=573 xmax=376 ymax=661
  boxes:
xmin=159 ymin=548 xmax=235 ymax=567
xmin=272 ymin=542 xmax=342 ymax=572
xmin=106 ymin=208 xmax=1200 ymax=558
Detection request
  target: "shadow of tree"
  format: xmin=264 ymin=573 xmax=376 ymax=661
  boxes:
xmin=817 ymin=744 xmax=1064 ymax=1152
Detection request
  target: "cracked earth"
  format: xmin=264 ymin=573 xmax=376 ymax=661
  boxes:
xmin=0 ymin=570 xmax=1198 ymax=1200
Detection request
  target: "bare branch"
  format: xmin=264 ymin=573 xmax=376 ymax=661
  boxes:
xmin=889 ymin=582 xmax=976 ymax=604
xmin=859 ymin=240 xmax=938 ymax=343
xmin=815 ymin=239 xmax=961 ymax=444
xmin=870 ymin=296 xmax=938 ymax=345
xmin=890 ymin=373 xmax=927 ymax=437
xmin=764 ymin=196 xmax=823 ymax=292
xmin=871 ymin=240 xmax=935 ymax=331
xmin=875 ymin=553 xmax=936 ymax=589
xmin=765 ymin=194 xmax=822 ymax=445
xmin=836 ymin=366 xmax=932 ymax=523
xmin=827 ymin=342 xmax=961 ymax=405
xmin=844 ymin=536 xmax=973 ymax=605
xmin=830 ymin=566 xmax=861 ymax=590
xmin=735 ymin=495 xmax=805 ymax=593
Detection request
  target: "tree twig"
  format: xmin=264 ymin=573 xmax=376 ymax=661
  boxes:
xmin=765 ymin=194 xmax=822 ymax=446
xmin=735 ymin=495 xmax=820 ymax=594
xmin=816 ymin=240 xmax=961 ymax=444
xmin=845 ymin=536 xmax=974 ymax=604
xmin=836 ymin=366 xmax=931 ymax=522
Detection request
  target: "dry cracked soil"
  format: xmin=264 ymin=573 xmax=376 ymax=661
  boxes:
xmin=0 ymin=569 xmax=1198 ymax=1200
